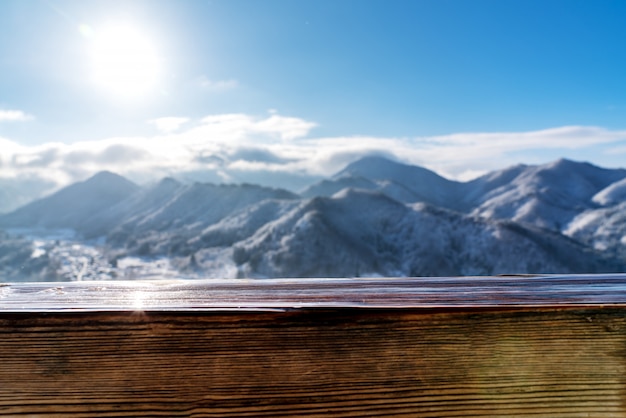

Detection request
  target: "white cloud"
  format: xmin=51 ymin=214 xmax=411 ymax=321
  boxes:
xmin=0 ymin=137 xmax=24 ymax=154
xmin=148 ymin=117 xmax=190 ymax=133
xmin=0 ymin=113 xmax=318 ymax=189
xmin=3 ymin=113 xmax=626 ymax=200
xmin=253 ymin=115 xmax=317 ymax=141
xmin=424 ymin=126 xmax=626 ymax=151
xmin=0 ymin=110 xmax=33 ymax=122
xmin=193 ymin=113 xmax=316 ymax=143
xmin=405 ymin=126 xmax=626 ymax=178
xmin=197 ymin=76 xmax=239 ymax=91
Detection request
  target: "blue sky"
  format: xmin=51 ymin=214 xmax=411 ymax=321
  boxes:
xmin=2 ymin=0 xmax=626 ymax=189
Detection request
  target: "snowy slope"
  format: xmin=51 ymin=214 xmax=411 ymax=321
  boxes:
xmin=232 ymin=189 xmax=623 ymax=278
xmin=127 ymin=182 xmax=296 ymax=231
xmin=302 ymin=156 xmax=626 ymax=231
xmin=462 ymin=164 xmax=528 ymax=206
xmin=191 ymin=199 xmax=301 ymax=249
xmin=0 ymin=230 xmax=56 ymax=281
xmin=302 ymin=156 xmax=464 ymax=209
xmin=592 ymin=177 xmax=626 ymax=206
xmin=300 ymin=176 xmax=378 ymax=198
xmin=469 ymin=159 xmax=626 ymax=230
xmin=104 ymin=182 xmax=300 ymax=256
xmin=79 ymin=177 xmax=184 ymax=239
xmin=565 ymin=201 xmax=626 ymax=257
xmin=0 ymin=171 xmax=139 ymax=229
xmin=564 ymin=175 xmax=626 ymax=256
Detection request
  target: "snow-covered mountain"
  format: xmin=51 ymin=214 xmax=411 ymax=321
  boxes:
xmin=78 ymin=177 xmax=184 ymax=239
xmin=191 ymin=198 xmax=301 ymax=249
xmin=232 ymin=188 xmax=623 ymax=278
xmin=302 ymin=156 xmax=464 ymax=209
xmin=563 ymin=174 xmax=626 ymax=257
xmin=592 ymin=177 xmax=626 ymax=206
xmin=469 ymin=159 xmax=626 ymax=230
xmin=565 ymin=203 xmax=626 ymax=255
xmin=90 ymin=181 xmax=299 ymax=257
xmin=3 ymin=155 xmax=626 ymax=280
xmin=303 ymin=157 xmax=626 ymax=232
xmin=0 ymin=171 xmax=139 ymax=229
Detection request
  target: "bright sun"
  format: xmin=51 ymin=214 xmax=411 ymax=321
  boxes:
xmin=90 ymin=23 xmax=161 ymax=100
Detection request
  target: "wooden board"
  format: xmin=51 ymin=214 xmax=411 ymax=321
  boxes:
xmin=1 ymin=275 xmax=626 ymax=416
xmin=2 ymin=274 xmax=626 ymax=311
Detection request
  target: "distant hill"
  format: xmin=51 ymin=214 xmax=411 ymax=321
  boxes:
xmin=302 ymin=155 xmax=464 ymax=209
xmin=102 ymin=182 xmax=299 ymax=255
xmin=0 ymin=177 xmax=59 ymax=215
xmin=303 ymin=156 xmax=626 ymax=231
xmin=0 ymin=171 xmax=139 ymax=229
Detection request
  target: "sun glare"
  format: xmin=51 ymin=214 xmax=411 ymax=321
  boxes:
xmin=90 ymin=23 xmax=161 ymax=100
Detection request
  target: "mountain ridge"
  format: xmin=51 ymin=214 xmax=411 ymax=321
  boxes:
xmin=3 ymin=156 xmax=626 ymax=279
xmin=0 ymin=171 xmax=139 ymax=230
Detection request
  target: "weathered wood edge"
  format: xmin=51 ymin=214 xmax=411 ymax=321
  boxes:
xmin=2 ymin=273 xmax=626 ymax=312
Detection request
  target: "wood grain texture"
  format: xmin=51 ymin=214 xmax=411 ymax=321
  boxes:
xmin=2 ymin=275 xmax=626 ymax=416
xmin=1 ymin=307 xmax=626 ymax=417
xmin=2 ymin=274 xmax=626 ymax=311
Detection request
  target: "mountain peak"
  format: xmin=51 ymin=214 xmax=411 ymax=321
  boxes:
xmin=84 ymin=171 xmax=136 ymax=188
xmin=89 ymin=170 xmax=121 ymax=179
xmin=0 ymin=171 xmax=139 ymax=229
xmin=156 ymin=177 xmax=182 ymax=189
xmin=337 ymin=155 xmax=453 ymax=181
xmin=325 ymin=154 xmax=464 ymax=208
xmin=337 ymin=155 xmax=406 ymax=178
xmin=545 ymin=158 xmax=589 ymax=171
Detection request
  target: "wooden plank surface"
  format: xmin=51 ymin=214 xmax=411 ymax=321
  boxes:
xmin=1 ymin=307 xmax=626 ymax=417
xmin=2 ymin=274 xmax=626 ymax=311
xmin=2 ymin=275 xmax=626 ymax=416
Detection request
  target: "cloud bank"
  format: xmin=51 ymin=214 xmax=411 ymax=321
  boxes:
xmin=0 ymin=109 xmax=33 ymax=122
xmin=3 ymin=112 xmax=626 ymax=207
